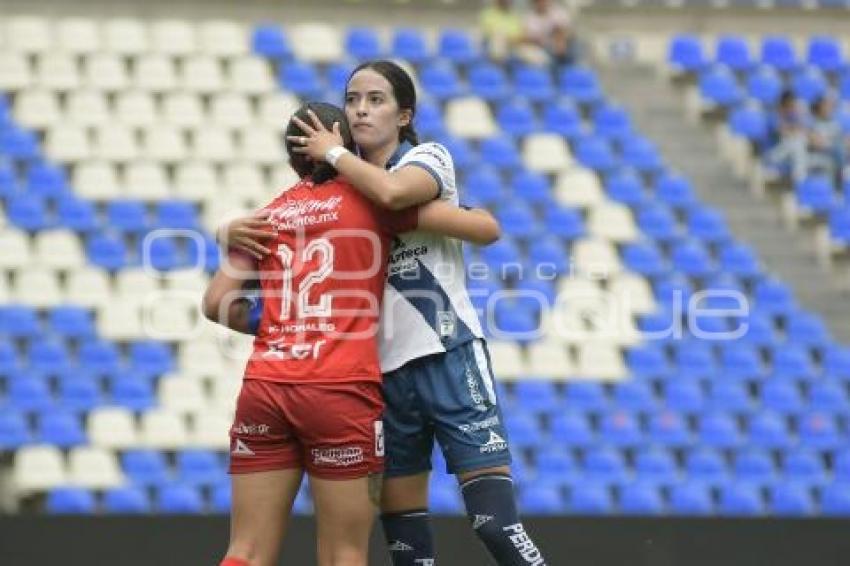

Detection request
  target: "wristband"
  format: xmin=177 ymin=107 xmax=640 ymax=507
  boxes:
xmin=325 ymin=146 xmax=350 ymax=167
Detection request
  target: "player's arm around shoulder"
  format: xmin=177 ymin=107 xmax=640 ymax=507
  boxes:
xmin=415 ymin=201 xmax=501 ymax=246
xmin=201 ymin=251 xmax=257 ymax=334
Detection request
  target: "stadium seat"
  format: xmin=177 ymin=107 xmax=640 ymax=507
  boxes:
xmin=550 ymin=413 xmax=594 ymax=448
xmin=469 ymin=63 xmax=511 ymax=101
xmin=0 ymin=410 xmax=30 ymax=450
xmin=782 ymin=450 xmax=826 ymax=487
xmin=543 ymin=99 xmax=583 ymax=139
xmin=821 ymin=485 xmax=850 ymax=517
xmin=67 ymin=446 xmax=123 ymax=489
xmin=770 ymin=483 xmax=814 ymax=517
xmin=251 ymin=24 xmax=291 ymax=59
xmin=798 ymin=412 xmax=842 ymax=450
xmin=514 ymin=65 xmax=554 ymax=102
xmin=104 ymin=486 xmax=151 ymax=514
xmin=559 ymin=66 xmax=602 ymax=105
xmin=12 ymin=445 xmax=68 ymax=494
xmin=634 ymin=448 xmax=678 ymax=485
xmin=791 ymin=67 xmax=828 ymax=103
xmin=38 ymin=411 xmax=86 ymax=448
xmin=599 ymin=411 xmax=642 ymax=448
xmin=511 ymin=170 xmax=553 ymax=207
xmin=158 ymin=485 xmax=205 ymax=514
xmin=620 ymin=483 xmax=664 ymax=515
xmin=391 ymin=28 xmax=429 ymax=63
xmin=806 ymin=36 xmax=843 ymax=73
xmin=719 ymin=484 xmax=764 ymax=516
xmin=177 ymin=450 xmax=226 ymax=486
xmin=438 ymin=29 xmax=478 ymax=65
xmin=141 ymin=410 xmax=189 ymax=449
xmin=760 ymin=35 xmax=797 ymax=72
xmin=747 ymin=411 xmax=793 ymax=450
xmin=669 ymin=482 xmax=713 ymax=516
xmin=733 ymin=449 xmax=775 ymax=486
xmin=59 ymin=377 xmax=102 ymax=413
xmin=715 ymin=35 xmax=753 ymax=71
xmin=685 ymin=449 xmax=728 ymax=483
xmin=46 ymin=487 xmax=96 ymax=514
xmin=668 ymin=34 xmax=706 ymax=74
xmin=698 ymin=65 xmax=743 ymax=108
xmin=761 ymin=380 xmax=805 ymax=415
xmin=496 ymin=99 xmax=537 ymax=137
xmin=569 ymin=482 xmax=612 ymax=515
xmin=520 ymin=484 xmax=565 ymax=514
xmin=89 ymin=407 xmax=139 ymax=450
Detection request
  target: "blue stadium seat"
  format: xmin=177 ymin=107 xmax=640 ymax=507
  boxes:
xmin=668 ymin=34 xmax=706 ymax=73
xmin=761 ymin=380 xmax=805 ymax=415
xmin=824 ymin=344 xmax=850 ymax=379
xmin=808 ymin=381 xmax=846 ymax=413
xmin=612 ymin=381 xmax=657 ymax=412
xmin=0 ymin=340 xmax=19 ymax=376
xmin=685 ymin=448 xmax=727 ymax=483
xmin=583 ymin=448 xmax=627 ymax=483
xmin=78 ymin=340 xmax=121 ymax=376
xmin=155 ymin=201 xmax=199 ymax=231
xmin=663 ymin=380 xmax=704 ymax=413
xmin=735 ymin=313 xmax=775 ymax=346
xmin=466 ymin=276 xmax=501 ymax=313
xmin=536 ymin=449 xmax=577 ymax=480
xmin=620 ymin=483 xmax=664 ymax=515
xmin=719 ymin=484 xmax=763 ymax=516
xmin=514 ymin=277 xmax=556 ymax=313
xmin=687 ymin=207 xmax=731 ymax=244
xmin=413 ymin=100 xmax=445 ymax=138
xmin=760 ymin=36 xmax=797 ymax=71
xmin=754 ymin=278 xmax=796 ymax=314
xmin=542 ymin=99 xmax=584 ymax=138
xmin=158 ymin=485 xmax=205 ymax=514
xmin=718 ymin=242 xmax=761 ymax=278
xmin=87 ymin=233 xmax=128 ymax=271
xmin=59 ymin=376 xmax=102 ymax=413
xmin=733 ymin=449 xmax=775 ymax=486
xmin=39 ymin=411 xmax=86 ymax=447
xmin=209 ymin=482 xmax=231 ymax=514
xmin=637 ymin=309 xmax=676 ymax=337
xmin=621 ymin=137 xmax=663 ymax=174
xmin=278 ymin=62 xmax=323 ymax=98
xmin=569 ymin=482 xmax=612 ymax=515
xmin=791 ymin=67 xmax=828 ymax=103
xmin=708 ymin=381 xmax=753 ymax=414
xmin=251 ymin=24 xmax=291 ymax=59
xmin=0 ymin=126 xmax=39 ymax=159
xmin=715 ymin=35 xmax=753 ymax=71
xmin=439 ymin=136 xmax=474 ymax=170
xmin=104 ymin=486 xmax=151 ymax=514
xmin=345 ymin=27 xmax=382 ymax=60
xmin=730 ymin=103 xmax=769 ymax=145
xmin=820 ymin=484 xmax=850 ymax=517
xmin=786 ymin=311 xmax=831 ymax=346
xmin=829 ymin=206 xmax=850 ymax=246
xmin=511 ymin=170 xmax=553 ymax=207
xmin=325 ymin=61 xmax=355 ymax=93
xmin=835 ymin=451 xmax=850 ymax=483
xmin=720 ymin=343 xmax=763 ymax=380
xmin=605 ymin=170 xmax=644 ymax=207
xmin=47 ymin=487 xmax=96 ymax=514
xmin=496 ymin=99 xmax=537 ymax=137
xmin=57 ymin=197 xmax=99 ymax=232
xmin=48 ymin=307 xmax=95 ymax=339
xmin=494 ymin=301 xmax=538 ymax=342
xmin=111 ymin=377 xmax=155 ymax=411
xmin=799 ymin=412 xmax=842 ymax=450
xmin=599 ymin=411 xmax=642 ymax=448
xmin=550 ymin=413 xmax=594 ymax=448
xmin=671 ymin=239 xmax=714 ymax=277
xmin=0 ymin=410 xmax=30 ymax=450
xmin=698 ymin=65 xmax=743 ymax=108
xmin=438 ymin=29 xmax=478 ymax=65
xmin=565 ymin=381 xmax=609 ymax=412
xmin=653 ymin=274 xmax=696 ymax=307
xmin=621 ymin=240 xmax=667 ymax=276
xmin=783 ymin=450 xmax=826 ymax=487
xmin=480 ymin=237 xmax=521 ymax=268
xmin=123 ymin=450 xmax=171 ymax=487
xmin=143 ymin=236 xmax=181 ymax=271
xmin=669 ymin=482 xmax=713 ymax=516
xmin=29 ymin=339 xmax=72 ymax=376
xmin=465 ymin=167 xmax=504 ymax=208
xmin=559 ymin=66 xmax=602 ymax=105
xmin=543 ymin=205 xmax=585 ymax=241
xmin=27 ymin=162 xmax=69 ymax=198
xmin=747 ymin=411 xmax=793 ymax=450
xmin=185 ymin=234 xmax=220 ymax=273
xmin=503 ymin=413 xmax=542 ymax=448
xmin=770 ymin=483 xmax=813 ymax=517
xmin=107 ymin=200 xmax=150 ymax=233
xmin=429 ymin=483 xmax=463 ymax=513
xmin=637 ymin=203 xmax=680 ymax=242
xmin=469 ymin=63 xmax=511 ymax=101
xmin=7 ymin=195 xmax=51 ymax=231
xmin=480 ymin=135 xmax=522 ymax=170
xmin=9 ymin=376 xmax=53 ymax=412
xmin=420 ymin=62 xmax=462 ymax=100
xmin=634 ymin=448 xmax=678 ymax=485
xmin=0 ymin=306 xmax=41 ymax=338
xmin=746 ymin=67 xmax=783 ymax=106
xmin=498 ymin=200 xmax=540 ymax=239
xmin=625 ymin=344 xmax=670 ymax=378
xmin=513 ymin=380 xmax=561 ymax=414
xmin=648 ymin=411 xmax=691 ymax=447
xmin=672 ymin=340 xmax=716 ymax=376
xmin=593 ymin=103 xmax=632 ymax=141
xmin=514 ymin=65 xmax=554 ymax=102
xmin=391 ymin=28 xmax=429 ymax=63
xmin=771 ymin=345 xmax=815 ymax=379
xmin=796 ymin=175 xmax=838 ymax=215
xmin=698 ymin=412 xmax=743 ymax=449
xmin=177 ymin=450 xmax=226 ymax=486
xmin=574 ymin=136 xmax=616 ymax=173
xmin=654 ymin=172 xmax=696 ymax=211
xmin=806 ymin=36 xmax=843 ymax=73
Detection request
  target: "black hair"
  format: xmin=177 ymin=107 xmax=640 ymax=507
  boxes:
xmin=347 ymin=60 xmax=420 ymax=146
xmin=779 ymin=88 xmax=795 ymax=107
xmin=285 ymin=102 xmax=355 ymax=184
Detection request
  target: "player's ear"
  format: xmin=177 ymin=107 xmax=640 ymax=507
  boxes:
xmin=398 ymin=109 xmax=412 ymax=128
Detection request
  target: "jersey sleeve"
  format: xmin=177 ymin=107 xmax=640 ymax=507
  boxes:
xmin=397 ymin=142 xmax=457 ymax=202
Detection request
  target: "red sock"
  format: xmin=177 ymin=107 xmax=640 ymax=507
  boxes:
xmin=220 ymin=558 xmax=249 ymax=566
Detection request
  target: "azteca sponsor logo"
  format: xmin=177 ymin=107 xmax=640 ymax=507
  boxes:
xmin=503 ymin=524 xmax=545 ymax=565
xmin=458 ymin=416 xmax=500 ymax=434
xmin=311 ymin=446 xmax=364 ymax=467
xmin=231 ymin=422 xmax=271 ymax=435
xmin=480 ymin=430 xmax=508 ymax=453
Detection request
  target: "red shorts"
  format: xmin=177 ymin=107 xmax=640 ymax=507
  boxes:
xmin=228 ymin=379 xmax=385 ymax=479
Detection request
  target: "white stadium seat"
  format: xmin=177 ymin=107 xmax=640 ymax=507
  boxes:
xmin=239 ymin=128 xmax=285 ymax=165
xmin=588 ymin=202 xmax=639 ymax=242
xmin=103 ymin=18 xmax=150 ymax=56
xmin=14 ymin=89 xmax=61 ymax=129
xmin=174 ymin=162 xmax=220 ymax=201
xmin=164 ymin=269 xmax=209 ymax=293
xmin=445 ymin=97 xmax=497 ymax=139
xmin=66 ymin=267 xmax=113 ymax=308
xmin=114 ymin=91 xmax=158 ymax=127
xmin=133 ymin=54 xmax=178 ymax=92
xmin=228 ymin=57 xmax=275 ymax=95
xmin=210 ymin=93 xmax=254 ymax=129
xmin=92 ymin=125 xmax=139 ymax=162
xmin=74 ymin=161 xmax=121 ymax=200
xmin=45 ymin=125 xmax=91 ymax=162
xmin=199 ymin=20 xmax=248 ymax=58
xmin=576 ymin=343 xmax=627 ymax=381
xmin=192 ymin=127 xmax=236 ymax=163
xmin=523 ymin=133 xmax=572 ymax=173
xmin=115 ymin=268 xmax=162 ymax=297
xmin=84 ymin=53 xmax=130 ymax=92
xmin=141 ymin=410 xmax=190 ymax=449
xmin=158 ymin=376 xmax=208 ymax=415
xmin=202 ymin=194 xmax=253 ymax=234
xmin=36 ymin=53 xmax=80 ymax=91
xmin=608 ymin=273 xmax=656 ymax=315
xmin=181 ymin=55 xmax=225 ymax=94
xmin=0 ymin=52 xmax=32 ymax=90
xmin=209 ymin=376 xmax=242 ymax=416
xmin=98 ymin=301 xmax=144 ymax=340
xmin=143 ymin=297 xmax=200 ymax=340
xmin=67 ymin=447 xmax=124 ymax=489
xmin=268 ymin=165 xmax=300 ymax=195
xmin=6 ymin=16 xmax=52 ymax=53
xmin=33 ymin=230 xmax=85 ymax=270
xmin=88 ymin=407 xmax=139 ymax=450
xmin=150 ymin=19 xmax=197 ymax=57
xmin=291 ymin=23 xmax=343 ymax=63
xmin=162 ymin=92 xmax=205 ymax=130
xmin=65 ymin=90 xmax=111 ymax=127
xmin=0 ymin=277 xmax=9 ymax=303
xmin=142 ymin=125 xmax=189 ymax=162
xmin=179 ymin=339 xmax=228 ymax=377
xmin=222 ymin=162 xmax=266 ymax=198
xmin=257 ymin=92 xmax=300 ymax=131
xmin=555 ymin=167 xmax=604 ymax=208
xmin=12 ymin=445 xmax=67 ymax=494
xmin=526 ymin=341 xmax=574 ymax=378
xmin=0 ymin=229 xmax=31 ymax=269
xmin=572 ymin=238 xmax=622 ymax=277
xmin=124 ymin=162 xmax=171 ymax=200
xmin=487 ymin=340 xmax=526 ymax=379
xmin=56 ymin=17 xmax=101 ymax=55
xmin=12 ymin=268 xmax=64 ymax=308
xmin=190 ymin=413 xmax=231 ymax=449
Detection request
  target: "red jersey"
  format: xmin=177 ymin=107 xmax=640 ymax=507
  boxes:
xmin=243 ymin=177 xmax=417 ymax=384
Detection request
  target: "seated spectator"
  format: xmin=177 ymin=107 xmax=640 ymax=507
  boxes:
xmin=807 ymin=94 xmax=845 ymax=182
xmin=480 ymin=0 xmax=524 ymax=62
xmin=523 ymin=0 xmax=577 ymax=66
xmin=763 ymin=89 xmax=809 ymax=182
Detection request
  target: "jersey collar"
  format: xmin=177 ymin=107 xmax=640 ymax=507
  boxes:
xmin=384 ymin=141 xmax=414 ymax=170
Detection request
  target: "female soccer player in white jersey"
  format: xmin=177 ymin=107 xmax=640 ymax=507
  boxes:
xmin=205 ymin=102 xmax=501 ymax=566
xmin=226 ymin=61 xmax=547 ymax=565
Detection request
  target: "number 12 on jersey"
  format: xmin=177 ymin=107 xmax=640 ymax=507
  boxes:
xmin=277 ymin=238 xmax=334 ymax=321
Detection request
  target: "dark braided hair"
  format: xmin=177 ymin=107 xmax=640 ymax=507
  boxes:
xmin=348 ymin=60 xmax=420 ymax=146
xmin=285 ymin=102 xmax=356 ymax=184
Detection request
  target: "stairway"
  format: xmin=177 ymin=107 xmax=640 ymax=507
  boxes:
xmin=595 ymin=62 xmax=850 ymax=343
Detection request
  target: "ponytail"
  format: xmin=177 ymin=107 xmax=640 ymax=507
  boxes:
xmin=400 ymin=123 xmax=420 ymax=146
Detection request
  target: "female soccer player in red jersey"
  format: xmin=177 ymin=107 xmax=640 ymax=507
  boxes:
xmin=205 ymin=102 xmax=500 ymax=566
xmin=227 ymin=61 xmax=548 ymax=565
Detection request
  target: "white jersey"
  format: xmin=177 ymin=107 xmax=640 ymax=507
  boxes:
xmin=378 ymin=142 xmax=485 ymax=373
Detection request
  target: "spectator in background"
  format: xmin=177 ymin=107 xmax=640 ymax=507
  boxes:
xmin=479 ymin=0 xmax=524 ymax=62
xmin=806 ymin=94 xmax=845 ymax=182
xmin=523 ymin=0 xmax=576 ymax=66
xmin=764 ymin=89 xmax=809 ymax=182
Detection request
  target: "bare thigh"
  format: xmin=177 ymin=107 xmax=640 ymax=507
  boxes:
xmin=311 ymin=475 xmax=377 ymax=566
xmin=225 ymin=468 xmax=304 ymax=566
